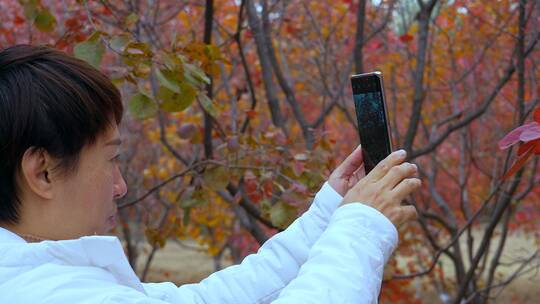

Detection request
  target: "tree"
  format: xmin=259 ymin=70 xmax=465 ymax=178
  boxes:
xmin=2 ymin=0 xmax=539 ymax=302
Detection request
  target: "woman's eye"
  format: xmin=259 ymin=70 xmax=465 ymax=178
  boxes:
xmin=111 ymin=154 xmax=121 ymax=163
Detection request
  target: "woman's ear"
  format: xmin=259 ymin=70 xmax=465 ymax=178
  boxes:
xmin=19 ymin=148 xmax=54 ymax=200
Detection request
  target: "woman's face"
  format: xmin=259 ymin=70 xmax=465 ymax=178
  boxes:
xmin=54 ymin=124 xmax=127 ymax=236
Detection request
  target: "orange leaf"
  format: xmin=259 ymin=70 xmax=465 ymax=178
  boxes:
xmin=399 ymin=34 xmax=414 ymax=43
xmin=534 ymin=107 xmax=540 ymax=123
xmin=246 ymin=109 xmax=257 ymax=119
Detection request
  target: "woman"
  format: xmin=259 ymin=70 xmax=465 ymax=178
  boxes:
xmin=0 ymin=45 xmax=420 ymax=303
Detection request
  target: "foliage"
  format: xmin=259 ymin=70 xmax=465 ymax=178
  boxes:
xmin=499 ymin=107 xmax=540 ymax=179
xmin=1 ymin=0 xmax=539 ymax=302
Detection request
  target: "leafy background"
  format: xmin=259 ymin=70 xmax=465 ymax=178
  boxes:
xmin=1 ymin=0 xmax=539 ymax=302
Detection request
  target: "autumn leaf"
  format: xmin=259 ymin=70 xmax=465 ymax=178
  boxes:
xmin=499 ymin=122 xmax=540 ymax=149
xmin=14 ymin=15 xmax=25 ymax=26
xmin=198 ymin=93 xmax=218 ymax=117
xmin=20 ymin=0 xmax=39 ymax=21
xmin=399 ymin=34 xmax=414 ymax=43
xmin=498 ymin=107 xmax=540 ymax=179
xmin=74 ymin=33 xmax=105 ymax=68
xmin=129 ymin=93 xmax=158 ymax=120
xmin=184 ymin=62 xmax=210 ymax=85
xmin=34 ymin=9 xmax=56 ymax=32
xmin=203 ymin=166 xmax=230 ymax=191
xmin=145 ymin=227 xmax=166 ymax=248
xmin=158 ymin=83 xmax=196 ymax=113
xmin=269 ymin=202 xmax=298 ymax=229
xmin=109 ymin=34 xmax=130 ymax=52
xmin=501 ymin=147 xmax=535 ymax=180
xmin=123 ymin=41 xmax=153 ymax=59
xmin=245 ymin=109 xmax=257 ymax=119
xmin=179 ymin=186 xmax=210 ymax=215
xmin=124 ymin=12 xmax=139 ymax=29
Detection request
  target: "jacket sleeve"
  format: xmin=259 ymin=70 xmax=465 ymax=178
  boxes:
xmin=271 ymin=203 xmax=398 ymax=304
xmin=143 ymin=182 xmax=344 ymax=303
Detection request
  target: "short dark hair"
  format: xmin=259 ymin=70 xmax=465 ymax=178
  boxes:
xmin=0 ymin=44 xmax=123 ymax=224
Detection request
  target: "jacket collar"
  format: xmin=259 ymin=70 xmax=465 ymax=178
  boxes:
xmin=0 ymin=226 xmax=26 ymax=243
xmin=0 ymin=226 xmax=145 ymax=293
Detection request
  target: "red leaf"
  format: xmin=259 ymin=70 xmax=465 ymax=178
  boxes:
xmin=102 ymin=6 xmax=113 ymax=16
xmin=519 ymin=122 xmax=540 ymax=142
xmin=399 ymin=34 xmax=414 ymax=43
xmin=498 ymin=122 xmax=538 ymax=149
xmin=515 ymin=211 xmax=527 ymax=222
xmin=534 ymin=107 xmax=540 ymax=123
xmin=245 ymin=29 xmax=253 ymax=39
xmin=246 ymin=109 xmax=257 ymax=119
xmin=65 ymin=18 xmax=79 ymax=30
xmin=501 ymin=147 xmax=535 ymax=180
xmin=14 ymin=15 xmax=25 ymax=25
xmin=517 ymin=140 xmax=537 ymax=156
xmin=535 ymin=142 xmax=540 ymax=154
xmin=286 ymin=25 xmax=297 ymax=34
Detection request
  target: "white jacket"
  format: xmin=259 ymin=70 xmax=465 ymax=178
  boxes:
xmin=0 ymin=182 xmax=398 ymax=303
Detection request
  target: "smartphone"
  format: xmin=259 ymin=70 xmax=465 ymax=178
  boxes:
xmin=350 ymin=71 xmax=394 ymax=174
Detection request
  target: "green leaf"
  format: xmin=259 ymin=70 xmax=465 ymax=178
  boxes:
xmin=183 ymin=208 xmax=191 ymax=225
xmin=199 ymin=93 xmax=217 ymax=118
xmin=87 ymin=31 xmax=102 ymax=42
xmin=158 ymin=83 xmax=196 ymax=113
xmin=110 ymin=34 xmax=130 ymax=51
xmin=261 ymin=199 xmax=272 ymax=216
xmin=163 ymin=53 xmax=183 ymax=70
xmin=74 ymin=40 xmax=105 ymax=68
xmin=34 ymin=9 xmax=56 ymax=32
xmin=124 ymin=42 xmax=152 ymax=58
xmin=156 ymin=69 xmax=183 ymax=93
xmin=21 ymin=0 xmax=39 ymax=21
xmin=180 ymin=198 xmax=205 ymax=208
xmin=270 ymin=202 xmax=298 ymax=229
xmin=203 ymin=166 xmax=229 ymax=191
xmin=125 ymin=12 xmax=139 ymax=28
xmin=180 ymin=189 xmax=208 ymax=209
xmin=129 ymin=93 xmax=158 ymax=120
xmin=205 ymin=45 xmax=220 ymax=59
xmin=184 ymin=62 xmax=210 ymax=85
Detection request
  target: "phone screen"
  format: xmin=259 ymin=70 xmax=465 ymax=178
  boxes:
xmin=351 ymin=72 xmax=392 ymax=174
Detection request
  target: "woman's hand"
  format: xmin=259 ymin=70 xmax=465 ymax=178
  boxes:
xmin=328 ymin=145 xmax=366 ymax=196
xmin=341 ymin=149 xmax=420 ymax=228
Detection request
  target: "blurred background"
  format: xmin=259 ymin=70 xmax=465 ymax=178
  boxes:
xmin=1 ymin=0 xmax=539 ymax=302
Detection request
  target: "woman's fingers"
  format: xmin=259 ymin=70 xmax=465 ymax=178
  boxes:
xmin=341 ymin=147 xmax=423 ymax=228
xmin=334 ymin=144 xmax=364 ymax=178
xmin=366 ymin=149 xmax=407 ymax=182
xmin=391 ymin=177 xmax=422 ymax=200
xmin=328 ymin=145 xmax=365 ymax=196
xmin=379 ymin=162 xmax=418 ymax=190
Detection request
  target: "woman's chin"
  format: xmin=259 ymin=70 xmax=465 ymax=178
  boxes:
xmin=105 ymin=215 xmax=117 ymax=231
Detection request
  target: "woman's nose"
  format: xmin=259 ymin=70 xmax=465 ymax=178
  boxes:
xmin=113 ymin=172 xmax=128 ymax=199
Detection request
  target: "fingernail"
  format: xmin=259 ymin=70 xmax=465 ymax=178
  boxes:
xmin=396 ymin=149 xmax=406 ymax=157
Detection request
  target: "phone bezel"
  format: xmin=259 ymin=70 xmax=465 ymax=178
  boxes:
xmin=350 ymin=71 xmax=395 ymax=161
